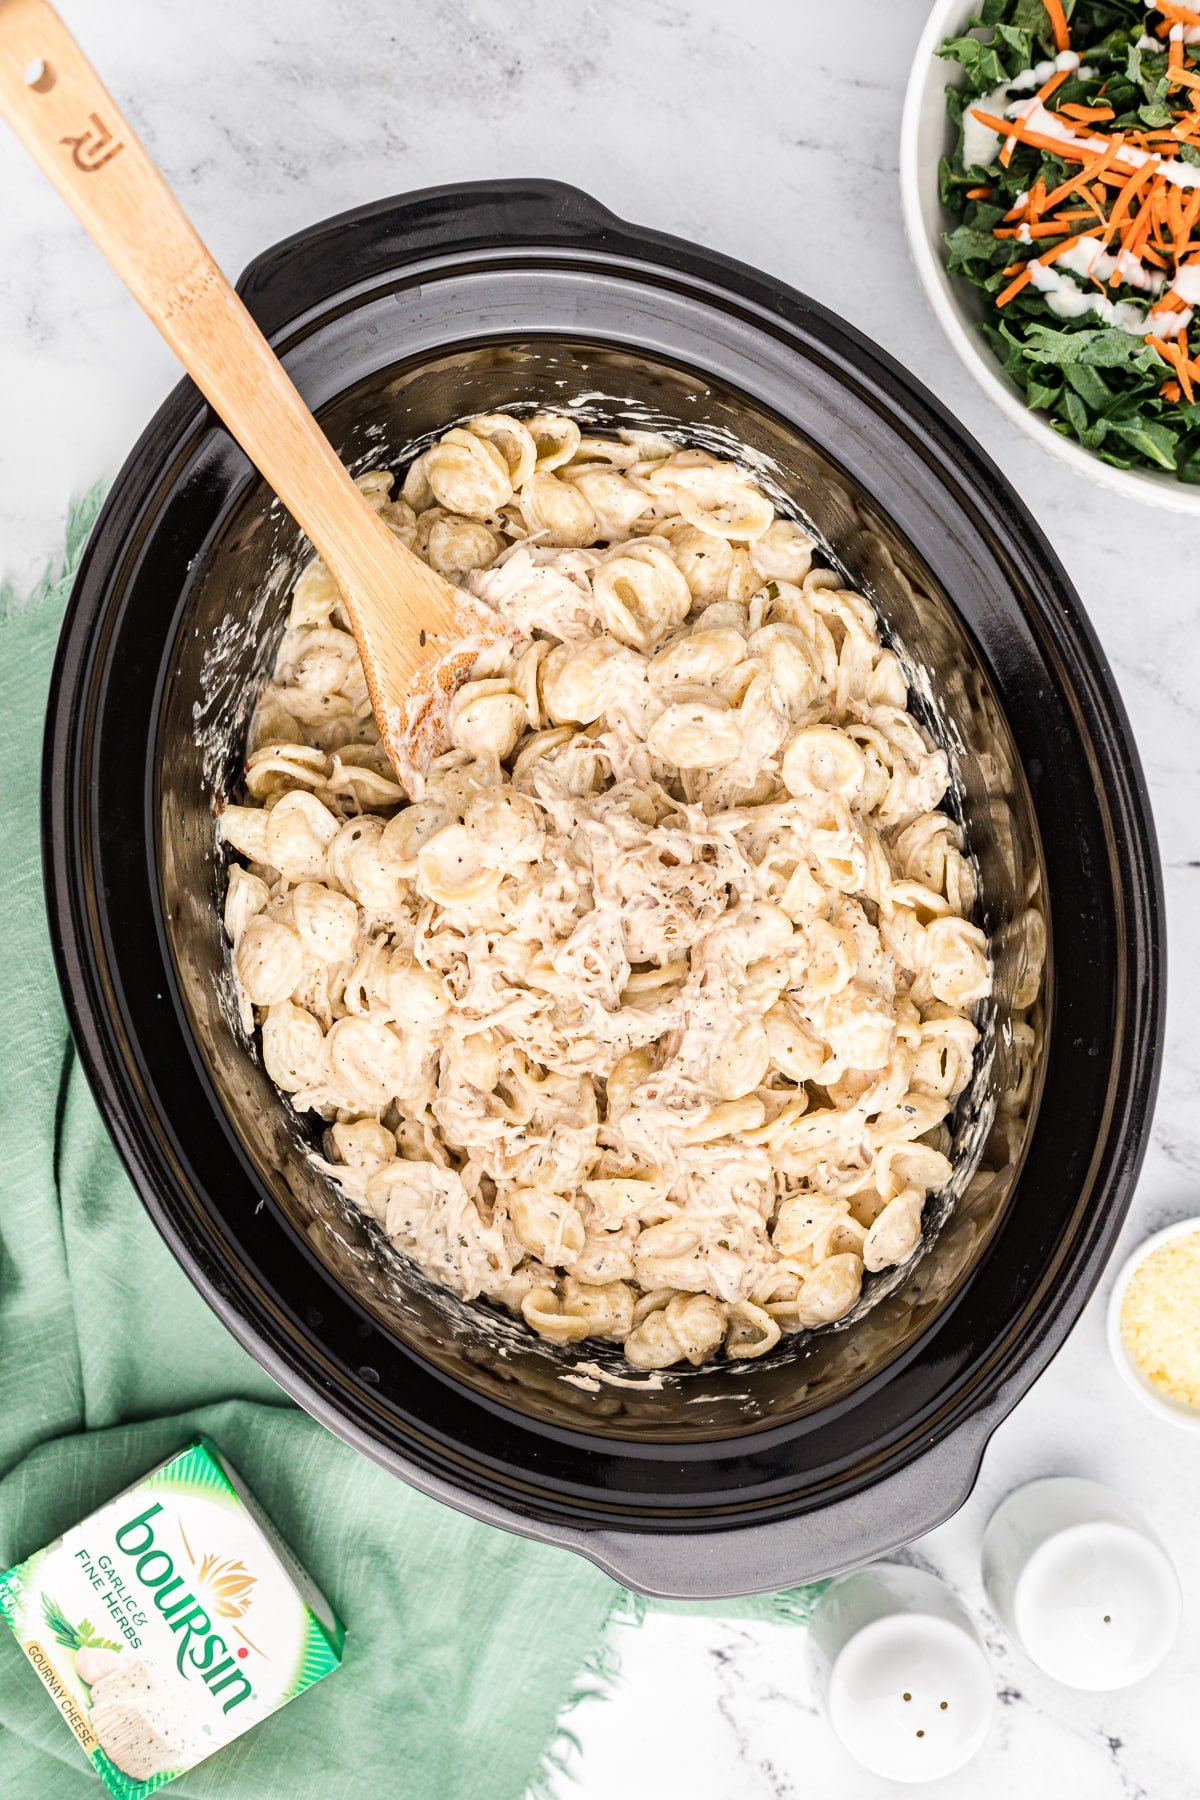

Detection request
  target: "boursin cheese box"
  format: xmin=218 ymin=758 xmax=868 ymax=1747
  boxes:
xmin=0 ymin=1439 xmax=344 ymax=1797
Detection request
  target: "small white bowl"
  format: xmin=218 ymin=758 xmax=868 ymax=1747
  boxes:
xmin=900 ymin=0 xmax=1200 ymax=515
xmin=1106 ymin=1216 xmax=1200 ymax=1430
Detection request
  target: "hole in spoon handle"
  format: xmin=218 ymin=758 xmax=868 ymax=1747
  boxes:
xmin=24 ymin=55 xmax=55 ymax=91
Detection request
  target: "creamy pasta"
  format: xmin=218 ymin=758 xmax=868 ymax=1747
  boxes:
xmin=217 ymin=413 xmax=991 ymax=1370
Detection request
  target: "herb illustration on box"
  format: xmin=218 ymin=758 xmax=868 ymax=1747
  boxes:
xmin=43 ymin=1591 xmax=125 ymax=1683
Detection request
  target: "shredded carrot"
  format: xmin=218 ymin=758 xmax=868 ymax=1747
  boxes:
xmin=1168 ymin=184 xmax=1187 ymax=253
xmin=1161 ymin=379 xmax=1184 ymax=401
xmin=1170 ymin=34 xmax=1185 ymax=77
xmin=969 ymin=110 xmax=1138 ymax=175
xmin=1000 ymin=178 xmax=1043 ymax=225
xmin=966 ymin=109 xmax=1024 ymax=136
xmin=1042 ymin=134 xmax=1127 ymax=210
xmin=996 ymin=266 xmax=1034 ymax=306
xmin=965 ymin=185 xmax=993 ymax=200
xmin=1121 ymin=203 xmax=1159 ymax=267
xmin=1060 ymin=104 xmax=1115 ymax=123
xmin=1074 ymin=195 xmax=1110 ymax=227
xmin=1145 ymin=334 xmax=1193 ymax=404
xmin=1103 ymin=160 xmax=1159 ymax=246
xmin=994 ymin=220 xmax=1088 ymax=238
xmin=1156 ymin=1 xmax=1200 ymax=27
xmin=1174 ymin=333 xmax=1195 ymax=402
xmin=1041 ymin=0 xmax=1070 ymax=54
xmin=1118 ymin=179 xmax=1166 ymax=266
xmin=1036 ymin=67 xmax=1073 ymax=105
xmin=1125 ymin=208 xmax=1156 ymax=257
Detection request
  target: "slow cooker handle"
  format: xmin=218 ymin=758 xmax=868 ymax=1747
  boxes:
xmin=540 ymin=1408 xmax=1003 ymax=1600
xmin=235 ymin=179 xmax=626 ymax=339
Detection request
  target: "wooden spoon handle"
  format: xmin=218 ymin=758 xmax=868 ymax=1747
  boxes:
xmin=0 ymin=0 xmax=455 ymax=644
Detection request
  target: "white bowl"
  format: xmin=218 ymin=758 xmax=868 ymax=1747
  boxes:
xmin=1106 ymin=1216 xmax=1200 ymax=1430
xmin=900 ymin=0 xmax=1200 ymax=514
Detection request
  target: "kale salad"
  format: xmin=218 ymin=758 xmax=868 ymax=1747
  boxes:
xmin=939 ymin=0 xmax=1200 ymax=479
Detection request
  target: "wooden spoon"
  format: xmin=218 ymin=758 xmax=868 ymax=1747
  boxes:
xmin=0 ymin=0 xmax=511 ymax=791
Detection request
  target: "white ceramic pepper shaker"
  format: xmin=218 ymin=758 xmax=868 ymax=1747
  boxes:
xmin=806 ymin=1563 xmax=995 ymax=1782
xmin=981 ymin=1476 xmax=1181 ymax=1690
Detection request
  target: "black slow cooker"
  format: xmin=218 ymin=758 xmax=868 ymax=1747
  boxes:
xmin=43 ymin=181 xmax=1162 ymax=1597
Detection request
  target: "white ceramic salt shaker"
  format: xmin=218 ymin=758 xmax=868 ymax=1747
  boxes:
xmin=982 ymin=1476 xmax=1181 ymax=1690
xmin=806 ymin=1563 xmax=995 ymax=1782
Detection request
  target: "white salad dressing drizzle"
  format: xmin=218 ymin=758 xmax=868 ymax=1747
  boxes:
xmin=1026 ymin=255 xmax=1191 ymax=336
xmin=1056 ymin=235 xmax=1165 ymax=295
xmin=1171 ymin=260 xmax=1200 ymax=303
xmin=961 ymin=52 xmax=1086 ymax=169
xmin=1026 ymin=235 xmax=1192 ymax=335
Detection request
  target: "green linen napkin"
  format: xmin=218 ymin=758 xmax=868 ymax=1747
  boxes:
xmin=0 ymin=496 xmax=823 ymax=1800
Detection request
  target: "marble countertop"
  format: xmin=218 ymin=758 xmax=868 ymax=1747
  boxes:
xmin=2 ymin=2 xmax=1197 ymax=1796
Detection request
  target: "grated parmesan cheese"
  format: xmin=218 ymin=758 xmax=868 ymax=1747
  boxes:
xmin=1120 ymin=1230 xmax=1200 ymax=1410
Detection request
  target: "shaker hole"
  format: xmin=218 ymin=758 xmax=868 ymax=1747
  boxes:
xmin=24 ymin=57 xmax=55 ymax=92
xmin=916 ymin=1730 xmax=926 ymax=1739
xmin=902 ymin=1692 xmax=912 ymax=1702
xmin=1103 ymin=1614 xmax=1112 ymax=1623
xmin=940 ymin=1701 xmax=949 ymax=1710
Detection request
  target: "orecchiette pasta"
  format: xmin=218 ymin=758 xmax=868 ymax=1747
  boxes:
xmin=218 ymin=414 xmax=1005 ymax=1372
